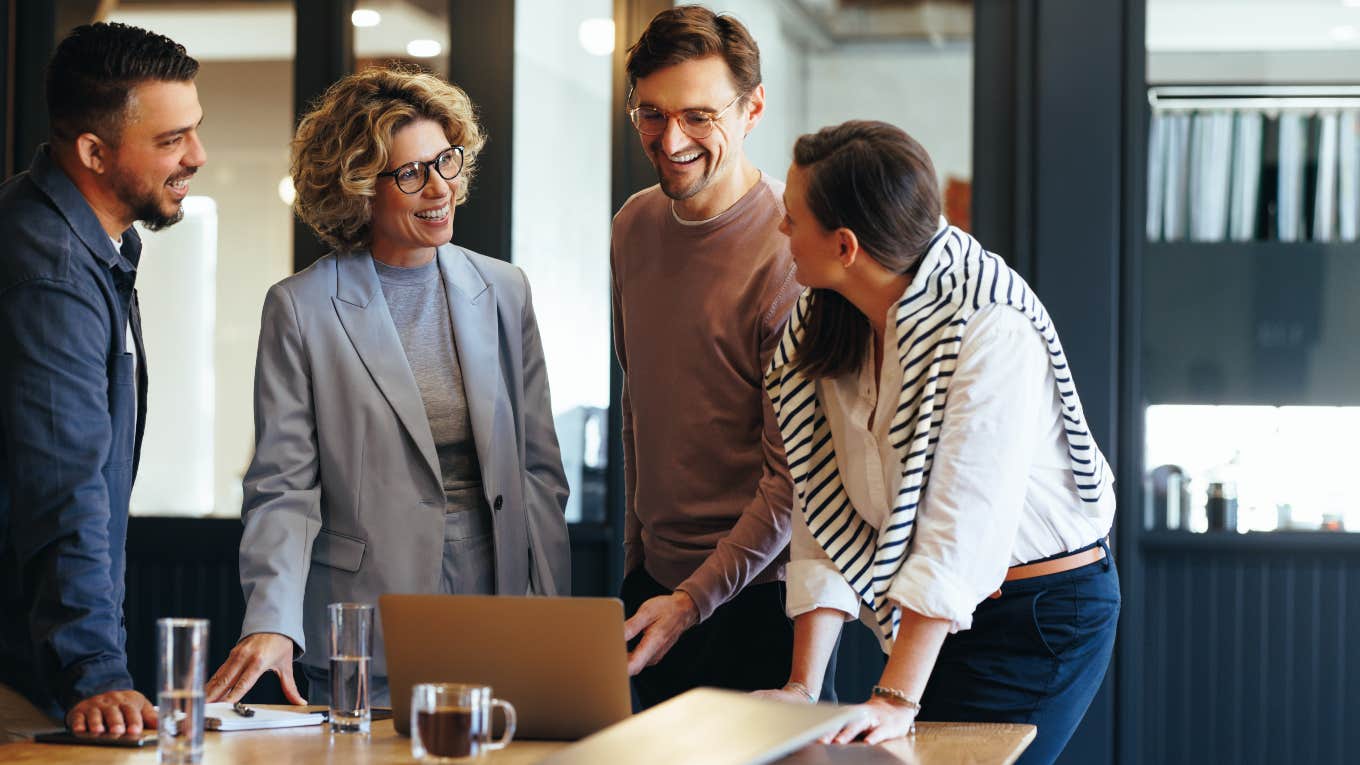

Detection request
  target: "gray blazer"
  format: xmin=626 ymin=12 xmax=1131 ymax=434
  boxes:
xmin=238 ymin=244 xmax=571 ymax=672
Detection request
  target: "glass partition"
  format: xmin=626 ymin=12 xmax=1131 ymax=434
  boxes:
xmin=512 ymin=0 xmax=614 ymax=522
xmin=1143 ymin=0 xmax=1360 ymax=532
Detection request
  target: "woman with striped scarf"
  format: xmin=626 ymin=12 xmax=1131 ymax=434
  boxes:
xmin=755 ymin=121 xmax=1119 ymax=765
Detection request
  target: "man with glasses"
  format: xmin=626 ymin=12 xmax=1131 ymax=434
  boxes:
xmin=612 ymin=6 xmax=806 ymax=708
xmin=0 ymin=23 xmax=204 ymax=740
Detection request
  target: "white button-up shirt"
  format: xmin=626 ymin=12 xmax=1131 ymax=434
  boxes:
xmin=786 ymin=303 xmax=1116 ymax=637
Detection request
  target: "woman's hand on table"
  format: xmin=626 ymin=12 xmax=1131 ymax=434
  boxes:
xmin=821 ymin=696 xmax=918 ymax=745
xmin=750 ymin=686 xmax=816 ymax=705
xmin=205 ymin=632 xmax=306 ymax=704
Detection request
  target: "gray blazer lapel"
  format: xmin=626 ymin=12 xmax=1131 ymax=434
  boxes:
xmin=331 ymin=252 xmax=442 ymax=487
xmin=437 ymin=245 xmax=501 ymax=478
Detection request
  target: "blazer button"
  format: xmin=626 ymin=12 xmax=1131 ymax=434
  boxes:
xmin=493 ymin=495 xmax=503 ymax=511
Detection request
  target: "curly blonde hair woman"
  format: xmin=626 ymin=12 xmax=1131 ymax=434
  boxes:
xmin=290 ymin=65 xmax=485 ymax=251
xmin=205 ymin=66 xmax=570 ymax=708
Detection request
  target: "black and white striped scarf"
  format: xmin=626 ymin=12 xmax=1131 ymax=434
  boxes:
xmin=765 ymin=225 xmax=1113 ymax=645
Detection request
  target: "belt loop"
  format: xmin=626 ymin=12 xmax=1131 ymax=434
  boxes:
xmin=1097 ymin=537 xmax=1112 ymax=570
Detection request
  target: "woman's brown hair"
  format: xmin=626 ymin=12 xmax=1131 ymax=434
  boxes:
xmin=790 ymin=120 xmax=943 ymax=380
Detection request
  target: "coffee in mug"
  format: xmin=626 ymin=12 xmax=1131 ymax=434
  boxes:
xmin=411 ymin=683 xmax=516 ymax=762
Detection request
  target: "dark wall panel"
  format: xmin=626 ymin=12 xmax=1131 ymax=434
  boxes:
xmin=1141 ymin=536 xmax=1360 ymax=765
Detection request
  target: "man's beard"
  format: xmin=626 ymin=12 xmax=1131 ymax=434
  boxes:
xmin=110 ymin=165 xmax=191 ymax=231
xmin=658 ymin=169 xmax=706 ymax=201
xmin=651 ymin=145 xmax=715 ymax=202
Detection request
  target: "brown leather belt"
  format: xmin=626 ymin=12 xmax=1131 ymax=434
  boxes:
xmin=989 ymin=544 xmax=1107 ymax=599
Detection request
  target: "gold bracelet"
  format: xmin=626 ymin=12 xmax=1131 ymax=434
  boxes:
xmin=783 ymin=681 xmax=817 ymax=704
xmin=870 ymin=685 xmax=921 ymax=712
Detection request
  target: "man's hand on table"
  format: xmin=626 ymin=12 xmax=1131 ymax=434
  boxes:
xmin=67 ymin=689 xmax=157 ymax=735
xmin=624 ymin=591 xmax=699 ymax=676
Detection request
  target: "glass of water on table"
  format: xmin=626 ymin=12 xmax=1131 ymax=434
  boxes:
xmin=328 ymin=602 xmax=375 ymax=733
xmin=157 ymin=618 xmax=209 ymax=764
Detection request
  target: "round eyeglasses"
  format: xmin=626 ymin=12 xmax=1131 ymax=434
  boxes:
xmin=377 ymin=145 xmax=464 ymax=194
xmin=627 ymin=93 xmax=744 ymax=140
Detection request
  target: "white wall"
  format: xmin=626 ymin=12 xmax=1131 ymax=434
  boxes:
xmin=806 ymin=42 xmax=972 ymax=187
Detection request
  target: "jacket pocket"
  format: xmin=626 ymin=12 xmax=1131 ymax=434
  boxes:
xmin=311 ymin=528 xmax=367 ymax=572
xmin=107 ymin=353 xmax=136 ymax=466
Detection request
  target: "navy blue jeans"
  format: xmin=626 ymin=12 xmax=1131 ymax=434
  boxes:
xmin=917 ymin=549 xmax=1120 ymax=765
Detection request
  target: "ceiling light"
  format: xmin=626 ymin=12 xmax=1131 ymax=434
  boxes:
xmin=277 ymin=176 xmax=296 ymax=206
xmin=407 ymin=39 xmax=442 ymax=58
xmin=1344 ymin=0 xmax=1360 ymax=8
xmin=351 ymin=9 xmax=381 ymax=27
xmin=578 ymin=18 xmax=615 ymax=56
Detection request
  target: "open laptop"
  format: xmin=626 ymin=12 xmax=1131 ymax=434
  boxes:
xmin=380 ymin=594 xmax=632 ymax=740
xmin=541 ymin=687 xmax=859 ymax=765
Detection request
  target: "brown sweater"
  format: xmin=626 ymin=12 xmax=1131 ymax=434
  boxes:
xmin=610 ymin=175 xmax=801 ymax=622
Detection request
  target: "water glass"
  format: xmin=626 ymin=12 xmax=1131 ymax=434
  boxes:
xmin=411 ymin=683 xmax=516 ymax=762
xmin=156 ymin=618 xmax=208 ymax=764
xmin=328 ymin=602 xmax=374 ymax=733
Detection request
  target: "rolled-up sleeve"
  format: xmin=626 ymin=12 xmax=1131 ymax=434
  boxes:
xmin=786 ymin=505 xmax=860 ymax=621
xmin=0 ymin=276 xmax=133 ymax=709
xmin=886 ymin=305 xmax=1050 ymax=633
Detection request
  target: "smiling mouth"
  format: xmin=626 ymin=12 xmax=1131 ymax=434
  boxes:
xmin=415 ymin=204 xmax=450 ymax=222
xmin=166 ymin=176 xmax=191 ymax=193
xmin=666 ymin=150 xmax=703 ymax=166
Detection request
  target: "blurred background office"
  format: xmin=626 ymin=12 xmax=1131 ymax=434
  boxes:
xmin=1 ymin=1 xmax=1355 ymax=763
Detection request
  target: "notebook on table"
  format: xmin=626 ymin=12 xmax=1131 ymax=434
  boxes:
xmin=204 ymin=703 xmax=326 ymax=731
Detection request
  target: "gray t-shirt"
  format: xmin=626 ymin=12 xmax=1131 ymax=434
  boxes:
xmin=375 ymin=257 xmax=488 ymax=515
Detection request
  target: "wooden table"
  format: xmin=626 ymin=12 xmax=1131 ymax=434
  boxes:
xmin=0 ymin=719 xmax=1034 ymax=764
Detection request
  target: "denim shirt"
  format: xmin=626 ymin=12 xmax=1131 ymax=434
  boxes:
xmin=0 ymin=147 xmax=147 ymax=716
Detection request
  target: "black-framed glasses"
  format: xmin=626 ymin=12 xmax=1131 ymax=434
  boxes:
xmin=377 ymin=145 xmax=464 ymax=194
xmin=627 ymin=93 xmax=744 ymax=139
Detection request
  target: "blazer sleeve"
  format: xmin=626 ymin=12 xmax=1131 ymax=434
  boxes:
xmin=517 ymin=270 xmax=571 ymax=595
xmin=237 ymin=283 xmax=323 ymax=652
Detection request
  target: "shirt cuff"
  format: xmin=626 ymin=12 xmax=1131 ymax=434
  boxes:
xmin=65 ymin=657 xmax=135 ymax=711
xmin=786 ymin=559 xmax=861 ymax=621
xmin=886 ymin=555 xmax=985 ymax=633
xmin=241 ymin=607 xmax=307 ymax=659
xmin=674 ymin=568 xmax=723 ymax=624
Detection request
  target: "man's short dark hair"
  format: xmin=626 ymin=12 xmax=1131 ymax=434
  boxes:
xmin=46 ymin=22 xmax=199 ymax=144
xmin=625 ymin=5 xmax=761 ymax=101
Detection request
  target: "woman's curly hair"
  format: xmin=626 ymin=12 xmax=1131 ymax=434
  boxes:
xmin=290 ymin=65 xmax=485 ymax=252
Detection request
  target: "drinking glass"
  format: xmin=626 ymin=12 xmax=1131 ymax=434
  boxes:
xmin=157 ymin=618 xmax=208 ymax=764
xmin=327 ymin=603 xmax=374 ymax=733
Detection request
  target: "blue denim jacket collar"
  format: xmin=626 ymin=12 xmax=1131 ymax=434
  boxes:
xmin=27 ymin=145 xmax=141 ymax=274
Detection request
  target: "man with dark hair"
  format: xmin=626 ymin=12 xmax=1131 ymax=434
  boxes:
xmin=0 ymin=22 xmax=204 ymax=740
xmin=612 ymin=5 xmax=808 ymax=708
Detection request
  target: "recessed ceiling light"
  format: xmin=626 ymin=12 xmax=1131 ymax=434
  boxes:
xmin=578 ymin=18 xmax=615 ymax=56
xmin=351 ymin=9 xmax=381 ymax=27
xmin=407 ymin=39 xmax=442 ymax=58
xmin=1344 ymin=0 xmax=1360 ymax=8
